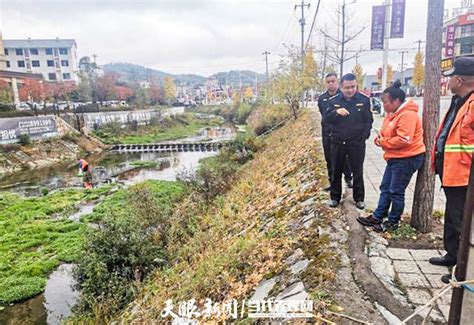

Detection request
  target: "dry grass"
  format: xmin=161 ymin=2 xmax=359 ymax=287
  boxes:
xmin=115 ymin=109 xmax=336 ymax=323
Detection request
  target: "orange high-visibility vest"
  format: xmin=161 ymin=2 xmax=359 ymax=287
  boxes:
xmin=432 ymin=93 xmax=474 ymax=187
xmin=78 ymin=159 xmax=89 ymax=171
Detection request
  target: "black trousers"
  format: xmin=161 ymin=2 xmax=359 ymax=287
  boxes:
xmin=322 ymin=133 xmax=352 ymax=182
xmin=443 ymin=186 xmax=468 ymax=262
xmin=330 ymin=140 xmax=365 ymax=202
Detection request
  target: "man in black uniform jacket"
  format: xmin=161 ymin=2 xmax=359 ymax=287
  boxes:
xmin=326 ymin=73 xmax=373 ymax=209
xmin=318 ymin=73 xmax=353 ymax=191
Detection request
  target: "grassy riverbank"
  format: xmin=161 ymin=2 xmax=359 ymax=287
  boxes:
xmin=0 ymin=180 xmax=184 ymax=305
xmin=0 ymin=186 xmax=112 ymax=304
xmin=92 ymin=113 xmax=223 ymax=144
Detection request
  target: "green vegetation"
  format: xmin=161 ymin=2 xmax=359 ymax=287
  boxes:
xmin=0 ymin=186 xmax=112 ymax=304
xmin=390 ymin=223 xmax=418 ymax=240
xmin=72 ymin=181 xmax=185 ymax=319
xmin=92 ymin=113 xmax=223 ymax=144
xmin=129 ymin=160 xmax=158 ymax=168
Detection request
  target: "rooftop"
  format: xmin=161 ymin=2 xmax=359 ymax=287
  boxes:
xmin=3 ymin=39 xmax=76 ymax=49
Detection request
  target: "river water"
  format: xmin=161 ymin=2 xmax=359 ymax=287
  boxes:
xmin=0 ymin=127 xmax=230 ymax=324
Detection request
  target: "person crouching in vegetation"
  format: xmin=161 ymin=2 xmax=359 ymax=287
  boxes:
xmin=357 ymin=81 xmax=425 ymax=232
xmin=77 ymin=158 xmax=93 ymax=189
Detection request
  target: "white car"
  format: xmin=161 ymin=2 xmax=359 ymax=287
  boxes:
xmin=16 ymin=102 xmax=31 ymax=111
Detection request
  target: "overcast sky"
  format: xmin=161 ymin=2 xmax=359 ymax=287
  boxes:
xmin=0 ymin=0 xmax=465 ymax=77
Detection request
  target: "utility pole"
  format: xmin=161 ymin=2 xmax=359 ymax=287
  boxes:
xmin=414 ymin=39 xmax=425 ymax=53
xmin=340 ymin=1 xmax=346 ymax=78
xmin=295 ymin=0 xmax=310 ymax=71
xmin=399 ymin=50 xmax=408 ymax=85
xmin=239 ymin=71 xmax=243 ymax=103
xmin=355 ymin=52 xmax=360 ymax=66
xmin=411 ymin=0 xmax=444 ymax=233
xmin=262 ymin=51 xmax=270 ymax=81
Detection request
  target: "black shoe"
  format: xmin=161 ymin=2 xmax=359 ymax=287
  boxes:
xmin=328 ymin=200 xmax=339 ymax=208
xmin=355 ymin=201 xmax=365 ymax=210
xmin=345 ymin=179 xmax=353 ymax=188
xmin=428 ymin=255 xmax=456 ymax=267
xmin=374 ymin=220 xmax=399 ymax=233
xmin=323 ymin=186 xmax=331 ymax=192
xmin=357 ymin=214 xmax=382 ymax=227
xmin=441 ymin=274 xmax=451 ymax=284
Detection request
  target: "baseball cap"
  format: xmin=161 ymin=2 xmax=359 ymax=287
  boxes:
xmin=443 ymin=56 xmax=474 ymax=77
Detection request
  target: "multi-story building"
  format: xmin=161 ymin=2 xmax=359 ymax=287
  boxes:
xmin=3 ymin=38 xmax=79 ymax=83
xmin=441 ymin=11 xmax=474 ymax=93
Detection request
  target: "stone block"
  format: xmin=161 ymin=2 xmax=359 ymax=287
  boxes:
xmin=251 ymin=277 xmax=277 ymax=301
xmin=387 ymin=248 xmax=413 ymax=260
xmin=425 ymin=274 xmax=445 ymax=289
xmin=393 ymin=260 xmax=419 ymax=273
xmin=290 ymin=259 xmax=310 ymax=275
xmin=417 ymin=307 xmax=445 ymax=323
xmin=397 ymin=273 xmax=430 ymax=288
xmin=415 ymin=261 xmax=449 ymax=275
xmin=437 ymin=303 xmax=450 ymax=320
xmin=370 ymin=256 xmax=395 ymax=282
xmin=276 ymin=281 xmax=305 ymax=300
xmin=285 ymin=249 xmax=304 ymax=265
xmin=406 ymin=288 xmax=432 ymax=305
xmin=409 ymin=249 xmax=441 ymax=261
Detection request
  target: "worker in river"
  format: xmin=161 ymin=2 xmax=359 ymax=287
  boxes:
xmin=77 ymin=158 xmax=93 ymax=189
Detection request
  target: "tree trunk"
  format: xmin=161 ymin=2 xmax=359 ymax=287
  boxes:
xmin=411 ymin=0 xmax=444 ymax=233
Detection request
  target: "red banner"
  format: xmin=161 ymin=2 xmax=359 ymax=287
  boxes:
xmin=445 ymin=24 xmax=457 ymax=58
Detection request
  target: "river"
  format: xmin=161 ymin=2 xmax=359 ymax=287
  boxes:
xmin=0 ymin=126 xmax=231 ymax=324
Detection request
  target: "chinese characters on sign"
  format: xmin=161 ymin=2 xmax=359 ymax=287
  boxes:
xmin=160 ymin=298 xmax=314 ymax=321
xmin=390 ymin=0 xmax=406 ymax=38
xmin=445 ymin=24 xmax=457 ymax=58
xmin=0 ymin=117 xmax=58 ymax=144
xmin=371 ymin=5 xmax=386 ymax=50
xmin=441 ymin=58 xmax=454 ymax=72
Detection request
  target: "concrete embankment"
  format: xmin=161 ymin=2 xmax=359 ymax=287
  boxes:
xmin=0 ymin=116 xmax=104 ymax=177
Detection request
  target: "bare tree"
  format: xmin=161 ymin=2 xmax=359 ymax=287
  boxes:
xmin=319 ymin=1 xmax=366 ymax=78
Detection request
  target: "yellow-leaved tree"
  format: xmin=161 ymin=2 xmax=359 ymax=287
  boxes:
xmin=413 ymin=52 xmax=425 ymax=94
xmin=386 ymin=65 xmax=394 ymax=88
xmin=352 ymin=64 xmax=365 ymax=90
xmin=163 ymin=76 xmax=177 ymax=105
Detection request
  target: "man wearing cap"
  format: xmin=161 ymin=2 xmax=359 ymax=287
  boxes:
xmin=428 ymin=57 xmax=474 ymax=284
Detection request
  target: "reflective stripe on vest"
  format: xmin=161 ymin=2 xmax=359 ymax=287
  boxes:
xmin=444 ymin=144 xmax=474 ymax=153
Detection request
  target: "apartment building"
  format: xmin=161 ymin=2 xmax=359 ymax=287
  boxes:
xmin=3 ymin=38 xmax=79 ymax=83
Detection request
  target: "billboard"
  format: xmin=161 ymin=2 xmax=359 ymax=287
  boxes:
xmin=0 ymin=116 xmax=58 ymax=144
xmin=390 ymin=0 xmax=406 ymax=38
xmin=371 ymin=5 xmax=386 ymax=50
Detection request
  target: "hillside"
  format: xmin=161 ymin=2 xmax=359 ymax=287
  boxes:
xmin=102 ymin=62 xmax=265 ymax=87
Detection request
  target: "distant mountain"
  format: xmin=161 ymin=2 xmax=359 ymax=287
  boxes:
xmin=209 ymin=70 xmax=266 ymax=88
xmin=102 ymin=63 xmax=264 ymax=87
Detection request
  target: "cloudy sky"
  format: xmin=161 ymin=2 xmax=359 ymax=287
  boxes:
xmin=0 ymin=0 xmax=466 ymax=77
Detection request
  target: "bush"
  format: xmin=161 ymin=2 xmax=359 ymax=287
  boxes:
xmin=235 ymin=102 xmax=253 ymax=124
xmin=247 ymin=104 xmax=291 ymax=136
xmin=18 ymin=134 xmax=31 ymax=146
xmin=72 ymin=181 xmax=183 ymax=318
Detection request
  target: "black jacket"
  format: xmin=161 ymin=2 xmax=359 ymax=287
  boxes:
xmin=317 ymin=89 xmax=342 ymax=135
xmin=326 ymin=92 xmax=373 ymax=143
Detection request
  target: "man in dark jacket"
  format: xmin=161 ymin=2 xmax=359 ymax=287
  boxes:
xmin=318 ymin=73 xmax=353 ymax=191
xmin=326 ymin=73 xmax=373 ymax=209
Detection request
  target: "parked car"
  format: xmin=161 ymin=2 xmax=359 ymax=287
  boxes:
xmin=16 ymin=102 xmax=31 ymax=111
xmin=371 ymin=97 xmax=383 ymax=114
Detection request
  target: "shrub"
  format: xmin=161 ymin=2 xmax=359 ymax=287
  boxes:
xmin=18 ymin=134 xmax=31 ymax=146
xmin=235 ymin=102 xmax=253 ymax=124
xmin=72 ymin=181 xmax=183 ymax=318
xmin=247 ymin=103 xmax=291 ymax=136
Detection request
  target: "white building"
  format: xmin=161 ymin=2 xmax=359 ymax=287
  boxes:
xmin=3 ymin=38 xmax=79 ymax=83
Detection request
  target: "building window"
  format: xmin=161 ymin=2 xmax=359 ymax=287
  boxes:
xmin=32 ymin=60 xmax=40 ymax=67
xmin=62 ymin=73 xmax=71 ymax=80
xmin=48 ymin=73 xmax=57 ymax=81
xmin=4 ymin=49 xmax=8 ymax=55
xmin=15 ymin=49 xmax=23 ymax=55
xmin=45 ymin=48 xmax=53 ymax=55
xmin=61 ymin=60 xmax=69 ymax=67
xmin=17 ymin=60 xmax=25 ymax=68
xmin=47 ymin=60 xmax=54 ymax=67
xmin=59 ymin=48 xmax=68 ymax=55
xmin=30 ymin=48 xmax=39 ymax=55
xmin=6 ymin=61 xmax=10 ymax=68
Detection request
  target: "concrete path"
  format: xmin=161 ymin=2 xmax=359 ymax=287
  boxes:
xmin=363 ymin=114 xmax=446 ymax=213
